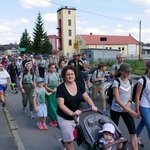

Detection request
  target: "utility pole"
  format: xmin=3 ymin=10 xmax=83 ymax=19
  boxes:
xmin=139 ymin=20 xmax=141 ymax=60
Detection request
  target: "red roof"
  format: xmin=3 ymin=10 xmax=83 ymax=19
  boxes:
xmin=79 ymin=35 xmax=139 ymax=45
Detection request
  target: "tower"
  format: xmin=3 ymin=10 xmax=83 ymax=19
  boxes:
xmin=57 ymin=6 xmax=76 ymax=57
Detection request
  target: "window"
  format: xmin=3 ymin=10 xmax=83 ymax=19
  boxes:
xmin=68 ymin=19 xmax=71 ymax=26
xmin=118 ymin=47 xmax=121 ymax=50
xmin=68 ymin=29 xmax=72 ymax=36
xmin=105 ymin=47 xmax=108 ymax=49
xmin=68 ymin=10 xmax=71 ymax=14
xmin=109 ymin=47 xmax=112 ymax=49
xmin=122 ymin=47 xmax=124 ymax=50
xmin=68 ymin=39 xmax=72 ymax=46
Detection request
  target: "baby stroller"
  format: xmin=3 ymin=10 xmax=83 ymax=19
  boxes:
xmin=76 ymin=109 xmax=128 ymax=150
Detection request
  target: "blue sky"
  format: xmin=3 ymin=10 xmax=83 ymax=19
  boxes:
xmin=1 ymin=0 xmax=150 ymax=45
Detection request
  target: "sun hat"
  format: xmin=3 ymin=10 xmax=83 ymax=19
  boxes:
xmin=146 ymin=60 xmax=150 ymax=67
xmin=119 ymin=63 xmax=132 ymax=72
xmin=25 ymin=62 xmax=31 ymax=67
xmin=99 ymin=123 xmax=115 ymax=134
xmin=36 ymin=77 xmax=44 ymax=83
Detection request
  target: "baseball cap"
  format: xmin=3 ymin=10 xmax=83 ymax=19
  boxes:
xmin=119 ymin=63 xmax=132 ymax=72
xmin=146 ymin=60 xmax=150 ymax=67
xmin=99 ymin=123 xmax=115 ymax=134
xmin=36 ymin=77 xmax=44 ymax=83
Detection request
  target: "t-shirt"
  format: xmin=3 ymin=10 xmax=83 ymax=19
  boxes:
xmin=56 ymin=81 xmax=85 ymax=120
xmin=38 ymin=59 xmax=46 ymax=68
xmin=92 ymin=69 xmax=105 ymax=85
xmin=111 ymin=78 xmax=132 ymax=112
xmin=138 ymin=75 xmax=150 ymax=108
xmin=0 ymin=70 xmax=10 ymax=84
xmin=19 ymin=72 xmax=34 ymax=84
xmin=33 ymin=87 xmax=47 ymax=105
xmin=44 ymin=72 xmax=59 ymax=87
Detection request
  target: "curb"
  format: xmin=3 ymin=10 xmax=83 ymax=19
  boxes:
xmin=3 ymin=107 xmax=25 ymax=150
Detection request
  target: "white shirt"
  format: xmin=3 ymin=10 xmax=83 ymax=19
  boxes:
xmin=138 ymin=75 xmax=150 ymax=108
xmin=0 ymin=69 xmax=10 ymax=84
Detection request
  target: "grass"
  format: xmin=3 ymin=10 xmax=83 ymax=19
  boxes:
xmin=89 ymin=59 xmax=147 ymax=75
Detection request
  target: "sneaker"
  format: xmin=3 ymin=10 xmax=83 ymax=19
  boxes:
xmin=30 ymin=114 xmax=35 ymax=119
xmin=43 ymin=124 xmax=48 ymax=130
xmin=37 ymin=122 xmax=43 ymax=130
xmin=2 ymin=102 xmax=6 ymax=107
xmin=137 ymin=137 xmax=144 ymax=148
xmin=103 ymin=110 xmax=110 ymax=117
xmin=58 ymin=139 xmax=66 ymax=150
xmin=50 ymin=121 xmax=57 ymax=127
xmin=22 ymin=107 xmax=26 ymax=114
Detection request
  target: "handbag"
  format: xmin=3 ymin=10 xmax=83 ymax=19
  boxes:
xmin=73 ymin=124 xmax=84 ymax=146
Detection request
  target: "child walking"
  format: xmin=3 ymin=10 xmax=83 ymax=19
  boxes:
xmin=33 ymin=77 xmax=52 ymax=130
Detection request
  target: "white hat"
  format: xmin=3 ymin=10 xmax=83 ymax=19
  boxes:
xmin=99 ymin=123 xmax=115 ymax=134
xmin=18 ymin=56 xmax=22 ymax=59
xmin=30 ymin=55 xmax=34 ymax=57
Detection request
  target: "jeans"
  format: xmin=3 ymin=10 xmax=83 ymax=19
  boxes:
xmin=136 ymin=118 xmax=145 ymax=138
xmin=139 ymin=106 xmax=150 ymax=139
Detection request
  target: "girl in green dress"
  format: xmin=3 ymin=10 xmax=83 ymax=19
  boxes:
xmin=44 ymin=63 xmax=60 ymax=126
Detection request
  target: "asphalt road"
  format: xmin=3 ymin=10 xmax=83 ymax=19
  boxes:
xmin=3 ymin=77 xmax=149 ymax=150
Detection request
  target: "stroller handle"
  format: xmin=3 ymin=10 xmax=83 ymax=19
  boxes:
xmin=74 ymin=109 xmax=103 ymax=124
xmin=104 ymin=138 xmax=128 ymax=149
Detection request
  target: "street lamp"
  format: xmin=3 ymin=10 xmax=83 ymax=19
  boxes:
xmin=100 ymin=37 xmax=107 ymax=61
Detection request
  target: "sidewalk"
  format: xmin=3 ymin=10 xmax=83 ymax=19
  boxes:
xmin=0 ymin=105 xmax=18 ymax=150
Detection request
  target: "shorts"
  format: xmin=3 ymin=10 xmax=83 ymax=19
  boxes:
xmin=37 ymin=104 xmax=47 ymax=117
xmin=0 ymin=84 xmax=7 ymax=92
xmin=82 ymin=72 xmax=89 ymax=81
xmin=57 ymin=115 xmax=79 ymax=142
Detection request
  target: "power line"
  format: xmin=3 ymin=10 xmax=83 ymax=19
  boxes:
xmin=46 ymin=0 xmax=139 ymax=24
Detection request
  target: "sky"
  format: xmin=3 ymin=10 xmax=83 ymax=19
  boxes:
xmin=1 ymin=0 xmax=150 ymax=45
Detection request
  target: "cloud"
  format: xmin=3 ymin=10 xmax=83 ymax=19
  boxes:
xmin=132 ymin=0 xmax=150 ymax=6
xmin=81 ymin=27 xmax=106 ymax=34
xmin=123 ymin=16 xmax=134 ymax=21
xmin=20 ymin=0 xmax=51 ymax=9
xmin=128 ymin=27 xmax=139 ymax=34
xmin=76 ymin=18 xmax=88 ymax=25
xmin=112 ymin=29 xmax=126 ymax=34
xmin=0 ymin=25 xmax=11 ymax=32
xmin=5 ymin=18 xmax=30 ymax=26
xmin=117 ymin=24 xmax=122 ymax=28
xmin=43 ymin=13 xmax=57 ymax=22
xmin=144 ymin=9 xmax=150 ymax=15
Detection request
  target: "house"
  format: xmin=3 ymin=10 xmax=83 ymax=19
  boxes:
xmin=76 ymin=33 xmax=140 ymax=61
xmin=0 ymin=43 xmax=19 ymax=55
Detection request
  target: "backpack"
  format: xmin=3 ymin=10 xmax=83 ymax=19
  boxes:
xmin=106 ymin=78 xmax=132 ymax=106
xmin=132 ymin=76 xmax=146 ymax=103
xmin=90 ymin=69 xmax=98 ymax=83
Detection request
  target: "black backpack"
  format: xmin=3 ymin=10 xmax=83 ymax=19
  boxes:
xmin=132 ymin=76 xmax=146 ymax=103
xmin=106 ymin=78 xmax=132 ymax=106
xmin=90 ymin=69 xmax=98 ymax=83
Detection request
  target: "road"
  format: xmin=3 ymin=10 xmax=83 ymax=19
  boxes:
xmin=2 ymin=76 xmax=149 ymax=150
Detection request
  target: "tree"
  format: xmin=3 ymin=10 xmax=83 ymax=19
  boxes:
xmin=19 ymin=29 xmax=32 ymax=54
xmin=32 ymin=12 xmax=52 ymax=54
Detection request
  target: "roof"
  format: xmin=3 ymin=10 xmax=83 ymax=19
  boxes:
xmin=79 ymin=34 xmax=139 ymax=45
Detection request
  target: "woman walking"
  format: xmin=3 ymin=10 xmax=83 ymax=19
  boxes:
xmin=19 ymin=62 xmax=36 ymax=119
xmin=135 ymin=60 xmax=150 ymax=147
xmin=110 ymin=63 xmax=138 ymax=150
xmin=56 ymin=65 xmax=98 ymax=150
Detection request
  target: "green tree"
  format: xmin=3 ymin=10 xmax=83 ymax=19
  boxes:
xmin=32 ymin=12 xmax=52 ymax=54
xmin=19 ymin=29 xmax=32 ymax=54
